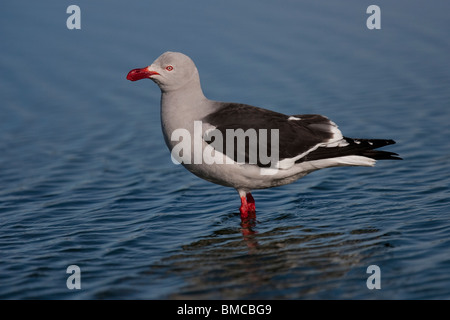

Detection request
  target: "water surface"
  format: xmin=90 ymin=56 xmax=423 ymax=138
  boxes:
xmin=0 ymin=0 xmax=449 ymax=299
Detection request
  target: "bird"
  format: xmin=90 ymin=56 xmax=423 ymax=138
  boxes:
xmin=126 ymin=51 xmax=401 ymax=220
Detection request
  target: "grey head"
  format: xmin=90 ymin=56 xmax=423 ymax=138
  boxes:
xmin=127 ymin=51 xmax=201 ymax=93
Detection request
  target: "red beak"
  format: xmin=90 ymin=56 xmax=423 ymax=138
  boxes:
xmin=126 ymin=67 xmax=159 ymax=81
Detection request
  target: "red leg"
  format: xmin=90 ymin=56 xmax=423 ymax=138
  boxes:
xmin=239 ymin=196 xmax=249 ymax=219
xmin=246 ymin=192 xmax=255 ymax=212
xmin=239 ymin=193 xmax=256 ymax=220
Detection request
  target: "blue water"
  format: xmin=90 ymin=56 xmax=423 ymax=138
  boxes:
xmin=1 ymin=0 xmax=449 ymax=299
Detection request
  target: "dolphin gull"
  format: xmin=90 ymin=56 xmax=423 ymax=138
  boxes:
xmin=127 ymin=52 xmax=401 ymax=220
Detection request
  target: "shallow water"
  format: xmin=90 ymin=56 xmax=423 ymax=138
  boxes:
xmin=1 ymin=0 xmax=449 ymax=299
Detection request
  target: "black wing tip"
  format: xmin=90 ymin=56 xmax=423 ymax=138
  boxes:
xmin=304 ymin=137 xmax=403 ymax=162
xmin=389 ymin=153 xmax=403 ymax=160
xmin=344 ymin=137 xmax=397 ymax=148
xmin=363 ymin=150 xmax=403 ymax=160
xmin=384 ymin=139 xmax=397 ymax=146
xmin=357 ymin=139 xmax=402 ymax=160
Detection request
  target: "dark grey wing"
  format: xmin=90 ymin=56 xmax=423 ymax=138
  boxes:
xmin=202 ymin=103 xmax=337 ymax=167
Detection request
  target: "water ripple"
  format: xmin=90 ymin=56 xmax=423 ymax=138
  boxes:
xmin=1 ymin=0 xmax=450 ymax=299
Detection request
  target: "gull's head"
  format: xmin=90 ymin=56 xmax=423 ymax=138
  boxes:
xmin=126 ymin=51 xmax=199 ymax=92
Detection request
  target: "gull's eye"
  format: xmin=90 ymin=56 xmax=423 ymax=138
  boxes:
xmin=165 ymin=65 xmax=174 ymax=71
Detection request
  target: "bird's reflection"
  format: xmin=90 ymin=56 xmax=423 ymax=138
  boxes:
xmin=146 ymin=215 xmax=392 ymax=299
xmin=239 ymin=211 xmax=259 ymax=248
